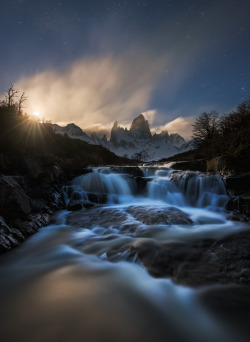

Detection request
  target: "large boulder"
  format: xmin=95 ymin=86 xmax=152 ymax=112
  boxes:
xmin=130 ymin=230 xmax=250 ymax=287
xmin=67 ymin=207 xmax=128 ymax=229
xmin=126 ymin=205 xmax=193 ymax=225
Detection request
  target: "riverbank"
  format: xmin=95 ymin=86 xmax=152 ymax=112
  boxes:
xmin=0 ymin=152 xmax=134 ymax=253
xmin=0 ymin=164 xmax=249 ymax=342
xmin=1 ymin=152 xmax=249 ymax=253
xmin=162 ymin=145 xmax=250 ymax=220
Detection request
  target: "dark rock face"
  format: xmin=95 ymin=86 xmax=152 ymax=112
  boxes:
xmin=130 ymin=114 xmax=152 ymax=138
xmin=0 ymin=174 xmax=62 ymax=252
xmin=0 ymin=216 xmax=25 ymax=252
xmin=67 ymin=207 xmax=128 ymax=229
xmin=0 ymin=160 xmax=66 ymax=253
xmin=126 ymin=205 xmax=193 ymax=225
xmin=67 ymin=205 xmax=193 ymax=232
xmin=130 ymin=230 xmax=250 ymax=287
xmin=110 ymin=120 xmax=119 ymax=146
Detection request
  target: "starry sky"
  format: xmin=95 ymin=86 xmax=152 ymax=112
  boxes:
xmin=0 ymin=0 xmax=249 ymax=139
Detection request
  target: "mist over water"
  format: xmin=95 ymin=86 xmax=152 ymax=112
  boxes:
xmin=0 ymin=165 xmax=249 ymax=342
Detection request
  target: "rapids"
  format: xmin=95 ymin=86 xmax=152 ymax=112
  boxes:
xmin=0 ymin=165 xmax=249 ymax=342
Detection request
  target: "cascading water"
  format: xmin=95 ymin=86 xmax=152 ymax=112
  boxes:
xmin=64 ymin=168 xmax=136 ymax=206
xmin=0 ymin=165 xmax=249 ymax=342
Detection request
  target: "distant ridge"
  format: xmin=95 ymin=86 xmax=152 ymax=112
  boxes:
xmin=53 ymin=113 xmax=194 ymax=161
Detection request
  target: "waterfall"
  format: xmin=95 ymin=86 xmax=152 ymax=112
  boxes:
xmin=64 ymin=169 xmax=136 ymax=206
xmin=170 ymin=171 xmax=229 ymax=209
xmin=63 ymin=166 xmax=229 ymax=210
xmin=144 ymin=167 xmax=229 ymax=210
xmin=0 ymin=165 xmax=249 ymax=342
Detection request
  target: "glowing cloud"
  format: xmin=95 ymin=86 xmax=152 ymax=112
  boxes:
xmin=141 ymin=110 xmax=157 ymax=126
xmin=16 ymin=54 xmax=164 ymax=130
xmin=153 ymin=116 xmax=195 ymax=141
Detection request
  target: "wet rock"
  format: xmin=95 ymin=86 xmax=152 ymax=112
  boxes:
xmin=129 ymin=230 xmax=250 ymax=288
xmin=67 ymin=207 xmax=128 ymax=229
xmin=0 ymin=216 xmax=25 ymax=252
xmin=126 ymin=205 xmax=193 ymax=225
xmin=13 ymin=213 xmax=50 ymax=237
xmin=0 ymin=216 xmax=11 ymax=234
xmin=66 ymin=199 xmax=95 ymax=211
xmin=130 ymin=240 xmax=206 ymax=280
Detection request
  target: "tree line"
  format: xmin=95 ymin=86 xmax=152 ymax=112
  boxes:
xmin=0 ymin=84 xmax=57 ymax=154
xmin=192 ymin=99 xmax=250 ymax=156
xmin=0 ymin=84 xmax=127 ymax=166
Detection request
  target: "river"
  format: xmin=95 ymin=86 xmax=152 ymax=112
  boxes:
xmin=0 ymin=165 xmax=249 ymax=342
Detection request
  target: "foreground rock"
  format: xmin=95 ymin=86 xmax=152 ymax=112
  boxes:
xmin=0 ymin=173 xmax=64 ymax=253
xmin=130 ymin=230 xmax=250 ymax=287
xmin=67 ymin=205 xmax=193 ymax=231
xmin=67 ymin=207 xmax=128 ymax=229
xmin=126 ymin=205 xmax=193 ymax=225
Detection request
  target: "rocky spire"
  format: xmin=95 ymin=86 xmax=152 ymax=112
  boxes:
xmin=130 ymin=114 xmax=151 ymax=138
xmin=110 ymin=120 xmax=119 ymax=146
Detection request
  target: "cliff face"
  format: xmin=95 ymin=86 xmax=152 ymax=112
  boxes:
xmin=53 ymin=113 xmax=191 ymax=162
xmin=108 ymin=114 xmax=189 ymax=161
xmin=130 ymin=113 xmax=152 ymax=138
xmin=0 ymin=137 xmax=135 ymax=254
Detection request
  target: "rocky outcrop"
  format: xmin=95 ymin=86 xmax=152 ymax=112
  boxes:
xmin=0 ymin=154 xmax=86 ymax=253
xmin=67 ymin=207 xmax=128 ymax=229
xmin=126 ymin=206 xmax=193 ymax=225
xmin=67 ymin=205 xmax=193 ymax=232
xmin=129 ymin=230 xmax=250 ymax=287
xmin=130 ymin=114 xmax=152 ymax=138
xmin=0 ymin=172 xmax=64 ymax=253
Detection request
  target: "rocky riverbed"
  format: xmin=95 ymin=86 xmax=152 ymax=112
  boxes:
xmin=0 ymin=164 xmax=250 ymax=342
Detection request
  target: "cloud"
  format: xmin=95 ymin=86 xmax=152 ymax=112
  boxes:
xmin=16 ymin=53 xmax=164 ymax=130
xmin=152 ymin=116 xmax=195 ymax=141
xmin=141 ymin=109 xmax=157 ymax=126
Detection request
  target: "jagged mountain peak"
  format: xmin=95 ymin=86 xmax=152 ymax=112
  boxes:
xmin=53 ymin=114 xmax=193 ymax=162
xmin=130 ymin=113 xmax=151 ymax=138
xmin=112 ymin=120 xmax=119 ymax=130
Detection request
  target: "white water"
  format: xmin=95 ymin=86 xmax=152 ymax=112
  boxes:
xmin=0 ymin=166 xmax=249 ymax=342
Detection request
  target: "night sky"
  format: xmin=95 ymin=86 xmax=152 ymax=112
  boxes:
xmin=0 ymin=0 xmax=249 ymax=138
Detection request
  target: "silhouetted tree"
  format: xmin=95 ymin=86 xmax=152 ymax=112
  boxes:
xmin=219 ymin=99 xmax=250 ymax=153
xmin=18 ymin=91 xmax=28 ymax=114
xmin=4 ymin=83 xmax=19 ymax=107
xmin=192 ymin=111 xmax=219 ymax=148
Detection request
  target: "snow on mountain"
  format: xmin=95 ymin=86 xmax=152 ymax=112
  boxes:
xmin=53 ymin=114 xmax=195 ymax=161
xmin=53 ymin=123 xmax=94 ymax=145
xmin=108 ymin=114 xmax=191 ymax=161
xmin=178 ymin=139 xmax=195 ymax=153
